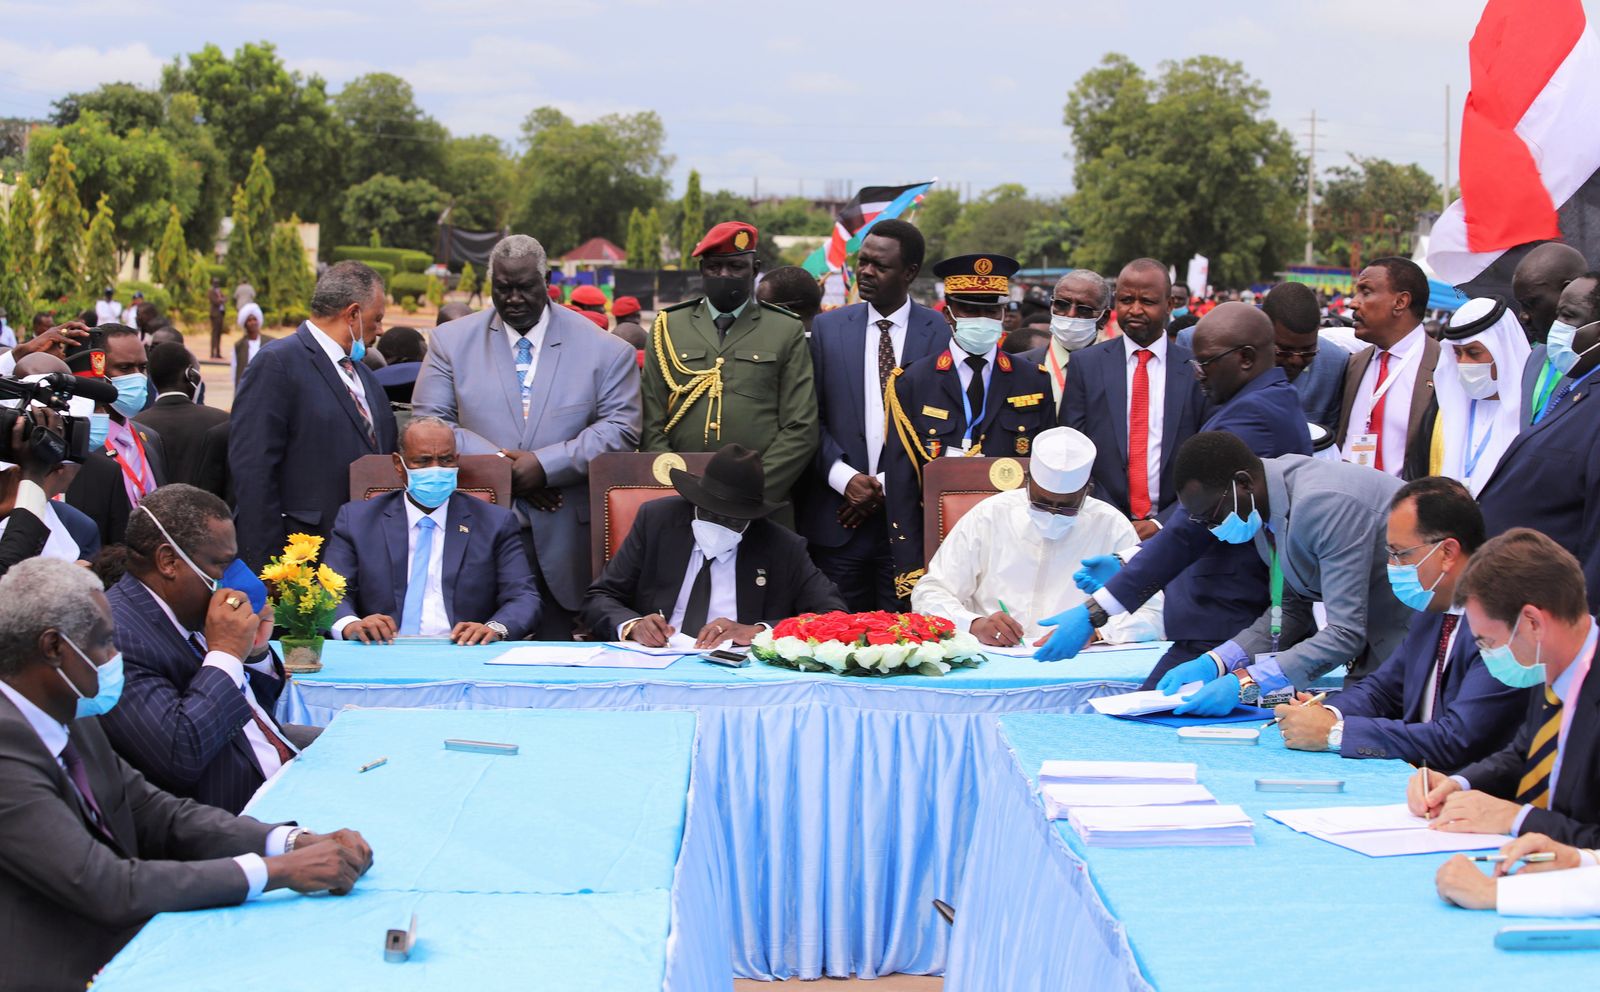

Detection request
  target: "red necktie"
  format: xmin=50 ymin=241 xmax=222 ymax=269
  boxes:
xmin=1369 ymin=350 xmax=1392 ymax=472
xmin=1128 ymin=349 xmax=1153 ymax=519
xmin=1428 ymin=613 xmax=1459 ymax=721
xmin=250 ymin=709 xmax=295 ymax=767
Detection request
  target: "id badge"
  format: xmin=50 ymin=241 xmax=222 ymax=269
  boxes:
xmin=1346 ymin=433 xmax=1378 ymax=468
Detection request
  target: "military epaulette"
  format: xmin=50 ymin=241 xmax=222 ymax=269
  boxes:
xmin=662 ymin=298 xmax=700 ymax=313
xmin=996 ymin=352 xmax=1013 ymax=373
xmin=934 ymin=351 xmax=954 ymax=371
xmin=757 ymin=300 xmax=800 ymax=319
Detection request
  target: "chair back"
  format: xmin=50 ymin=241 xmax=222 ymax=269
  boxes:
xmin=589 ymin=451 xmax=716 ymax=580
xmin=921 ymin=456 xmax=1030 ymax=562
xmin=348 ymin=453 xmax=512 ymax=506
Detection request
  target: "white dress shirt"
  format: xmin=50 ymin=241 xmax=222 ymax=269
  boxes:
xmin=305 ymin=318 xmax=371 ymax=418
xmin=94 ymin=299 xmax=123 ymax=325
xmin=498 ymin=304 xmax=553 ymax=400
xmin=0 ymin=481 xmax=73 ymax=561
xmin=230 ymin=337 xmax=263 ymax=377
xmin=1343 ymin=323 xmax=1425 ymax=476
xmin=1418 ymin=610 xmax=1464 ymax=723
xmin=332 ymin=498 xmax=451 ymax=638
xmin=913 ymin=489 xmax=1165 ymax=644
xmin=1499 ymin=862 xmax=1600 ymax=916
xmin=828 ymin=299 xmax=910 ymax=493
xmin=0 ymin=679 xmax=290 ymax=899
xmin=665 ymin=544 xmax=738 ymax=635
xmin=1123 ymin=334 xmax=1167 ymax=501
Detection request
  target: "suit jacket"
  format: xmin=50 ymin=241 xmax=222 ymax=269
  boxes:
xmin=1478 ymin=370 xmax=1600 ymax=613
xmin=579 ymin=496 xmax=845 ymax=638
xmin=99 ymin=575 xmax=290 ymax=814
xmin=64 ymin=423 xmax=168 ymax=550
xmin=798 ymin=301 xmax=949 ymax=549
xmin=229 ymin=323 xmax=398 ymax=570
xmin=1327 ymin=610 xmax=1530 ymax=769
xmin=373 ymin=360 xmax=421 ymax=405
xmin=1520 ymin=344 xmax=1552 ymax=425
xmin=1334 ymin=331 xmax=1441 ymax=449
xmin=1294 ymin=338 xmax=1350 ymax=429
xmin=0 ymin=695 xmax=276 ymax=990
xmin=232 ymin=332 xmax=275 ymax=389
xmin=1060 ymin=336 xmax=1208 ymax=519
xmin=1456 ymin=651 xmax=1600 ymax=847
xmin=413 ymin=306 xmax=641 ymax=612
xmin=133 ymin=395 xmax=230 ymax=488
xmin=0 ymin=506 xmax=50 ymax=574
xmin=323 ymin=490 xmax=541 ymax=638
xmin=54 ymin=500 xmax=101 ymax=561
xmin=194 ymin=419 xmax=233 ymax=505
xmin=1102 ymin=369 xmax=1313 ymax=644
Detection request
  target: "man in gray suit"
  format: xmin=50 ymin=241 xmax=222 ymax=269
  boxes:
xmin=0 ymin=558 xmax=373 ymax=990
xmin=1150 ymin=431 xmax=1416 ymax=716
xmin=413 ymin=235 xmax=641 ymax=639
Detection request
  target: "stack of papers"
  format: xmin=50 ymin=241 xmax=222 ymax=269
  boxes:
xmin=1039 ymin=760 xmax=1198 ymax=785
xmin=486 ymin=645 xmax=681 ymax=670
xmin=1068 ymin=804 xmax=1255 ymax=847
xmin=1088 ymin=684 xmax=1202 ymax=716
xmin=1040 ymin=782 xmax=1216 ymax=820
xmin=1266 ymin=803 xmax=1510 ymax=857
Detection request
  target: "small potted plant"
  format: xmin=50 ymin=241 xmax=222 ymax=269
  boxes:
xmin=259 ymin=533 xmax=346 ymax=673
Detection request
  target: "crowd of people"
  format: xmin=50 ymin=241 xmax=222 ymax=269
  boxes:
xmin=2 ymin=212 xmax=1600 ymax=988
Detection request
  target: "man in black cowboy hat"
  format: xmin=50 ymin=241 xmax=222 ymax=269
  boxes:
xmin=579 ymin=443 xmax=845 ymax=648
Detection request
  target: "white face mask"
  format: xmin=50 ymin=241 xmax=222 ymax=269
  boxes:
xmin=1049 ymin=315 xmax=1098 ymax=351
xmin=691 ymin=514 xmax=745 ymax=559
xmin=1456 ymin=361 xmax=1498 ymax=400
xmin=1027 ymin=505 xmax=1077 ymax=540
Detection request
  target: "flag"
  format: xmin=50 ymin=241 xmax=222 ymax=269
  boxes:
xmin=1427 ymin=0 xmax=1600 ymax=293
xmin=802 ymin=181 xmax=934 ymax=277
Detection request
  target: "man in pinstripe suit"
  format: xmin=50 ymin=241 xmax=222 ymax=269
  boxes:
xmin=99 ymin=485 xmax=318 ymax=814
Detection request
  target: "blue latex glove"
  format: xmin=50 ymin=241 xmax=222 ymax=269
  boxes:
xmin=1033 ymin=604 xmax=1093 ymax=662
xmin=1073 ymin=554 xmax=1123 ymax=592
xmin=1173 ymin=674 xmax=1241 ymax=716
xmin=1156 ymin=654 xmax=1224 ymax=695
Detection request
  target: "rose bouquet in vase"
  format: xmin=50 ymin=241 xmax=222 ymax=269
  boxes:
xmin=750 ymin=610 xmax=984 ymax=676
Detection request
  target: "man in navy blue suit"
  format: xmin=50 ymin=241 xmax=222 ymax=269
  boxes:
xmin=322 ymin=416 xmax=540 ymax=644
xmin=1042 ymin=303 xmax=1310 ymax=681
xmin=1276 ymin=477 xmax=1528 ymax=769
xmin=798 ymin=220 xmax=949 ymax=610
xmin=1060 ymin=258 xmax=1208 ymax=540
xmin=229 ymin=261 xmax=398 ymax=570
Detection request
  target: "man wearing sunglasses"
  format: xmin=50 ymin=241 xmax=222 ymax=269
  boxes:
xmin=1019 ymin=269 xmax=1112 ymax=410
xmin=913 ymin=427 xmax=1163 ymax=648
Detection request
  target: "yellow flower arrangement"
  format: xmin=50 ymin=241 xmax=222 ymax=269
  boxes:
xmin=258 ymin=535 xmax=346 ymax=638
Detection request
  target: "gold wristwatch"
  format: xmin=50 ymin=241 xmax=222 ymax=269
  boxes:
xmin=1233 ymin=666 xmax=1261 ymax=704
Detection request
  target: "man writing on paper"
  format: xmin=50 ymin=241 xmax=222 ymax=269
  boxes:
xmin=322 ymin=417 xmax=541 ymax=645
xmin=1275 ymin=477 xmax=1529 ymax=767
xmin=1436 ymin=833 xmax=1600 ymax=916
xmin=579 ymin=444 xmax=844 ymax=648
xmin=1410 ymin=528 xmax=1600 ymax=847
xmin=912 ymin=426 xmax=1162 ymax=647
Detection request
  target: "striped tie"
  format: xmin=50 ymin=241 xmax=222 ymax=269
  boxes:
xmin=1515 ymin=686 xmax=1563 ymax=809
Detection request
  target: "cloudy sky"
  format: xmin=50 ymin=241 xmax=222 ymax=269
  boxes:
xmin=0 ymin=0 xmax=1549 ymax=199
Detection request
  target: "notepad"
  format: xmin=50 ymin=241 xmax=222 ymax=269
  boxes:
xmin=1040 ymin=782 xmax=1217 ymax=819
xmin=1088 ymin=684 xmax=1203 ymax=716
xmin=1068 ymin=804 xmax=1255 ymax=847
xmin=1038 ymin=760 xmax=1198 ymax=785
xmin=1266 ymin=803 xmax=1510 ymax=857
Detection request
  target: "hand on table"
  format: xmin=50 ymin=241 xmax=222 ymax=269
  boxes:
xmin=204 ymin=588 xmax=262 ymax=660
xmin=1435 ymin=855 xmax=1497 ymax=910
xmin=694 ymin=618 xmax=761 ymax=648
xmin=1132 ymin=519 xmax=1160 ymax=541
xmin=1494 ymin=833 xmax=1585 ymax=875
xmin=1172 ymin=674 xmax=1241 ymax=716
xmin=266 ymin=831 xmax=372 ymax=896
xmin=1156 ymin=655 xmax=1223 ymax=695
xmin=345 ymin=614 xmax=397 ymax=645
xmin=1073 ymin=554 xmax=1122 ymax=593
xmin=1032 ymin=604 xmax=1094 ymax=661
xmin=450 ymin=622 xmax=502 ymax=645
xmin=1407 ymin=766 xmax=1459 ymax=818
xmin=1431 ymin=789 xmax=1521 ymax=835
xmin=1275 ymin=700 xmax=1337 ymax=751
xmin=626 ymin=615 xmax=675 ymax=647
xmin=971 ymin=612 xmax=1024 ymax=647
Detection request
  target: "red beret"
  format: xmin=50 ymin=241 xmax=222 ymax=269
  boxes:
xmin=579 ymin=310 xmax=609 ymax=330
xmin=692 ymin=221 xmax=758 ymax=258
xmin=546 ymin=285 xmax=564 ymax=301
xmin=570 ymin=285 xmax=607 ymax=307
xmin=611 ymin=295 xmax=641 ymax=317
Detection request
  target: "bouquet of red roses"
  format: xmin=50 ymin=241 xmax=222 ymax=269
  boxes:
xmin=752 ymin=610 xmax=985 ymax=676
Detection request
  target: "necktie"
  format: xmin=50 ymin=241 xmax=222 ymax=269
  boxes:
xmin=189 ymin=633 xmax=295 ymax=767
xmin=1427 ymin=613 xmax=1460 ymax=721
xmin=60 ymin=740 xmax=116 ymax=843
xmin=514 ymin=335 xmax=534 ymax=419
xmin=964 ymin=355 xmax=987 ymax=442
xmin=713 ymin=313 xmax=736 ymax=341
xmin=1540 ymin=378 xmax=1578 ymax=424
xmin=681 ymin=556 xmax=714 ymax=636
xmin=1369 ymin=350 xmax=1392 ymax=472
xmin=399 ymin=516 xmax=437 ymax=636
xmin=1128 ymin=349 xmax=1153 ymax=519
xmin=876 ymin=319 xmax=896 ymax=394
xmin=1515 ymin=686 xmax=1563 ymax=809
xmin=337 ymin=356 xmax=378 ymax=448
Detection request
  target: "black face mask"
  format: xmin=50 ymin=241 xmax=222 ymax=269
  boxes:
xmin=704 ymin=274 xmax=752 ymax=314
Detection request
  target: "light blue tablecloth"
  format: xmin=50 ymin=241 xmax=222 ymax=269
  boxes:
xmin=946 ymin=714 xmax=1600 ymax=992
xmin=276 ymin=641 xmax=1170 ymax=980
xmin=95 ymin=709 xmax=731 ymax=992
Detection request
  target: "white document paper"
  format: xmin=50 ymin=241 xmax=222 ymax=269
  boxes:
xmin=1068 ymin=803 xmax=1255 ymax=847
xmin=1040 ymin=782 xmax=1216 ymax=819
xmin=1265 ymin=804 xmax=1510 ymax=858
xmin=982 ymin=641 xmax=1155 ymax=659
xmin=1088 ymin=684 xmax=1202 ymax=717
xmin=1039 ymin=760 xmax=1198 ymax=785
xmin=485 ymin=645 xmax=679 ymax=670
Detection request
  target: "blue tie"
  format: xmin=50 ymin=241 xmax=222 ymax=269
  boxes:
xmin=514 ymin=336 xmax=533 ymax=418
xmin=1538 ymin=379 xmax=1577 ymax=424
xmin=399 ymin=516 xmax=437 ymax=636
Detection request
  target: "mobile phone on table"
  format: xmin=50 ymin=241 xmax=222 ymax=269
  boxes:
xmin=703 ymin=648 xmax=750 ymax=668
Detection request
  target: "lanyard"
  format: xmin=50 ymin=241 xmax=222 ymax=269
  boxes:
xmin=107 ymin=429 xmax=154 ymax=495
xmin=1462 ymin=400 xmax=1496 ymax=478
xmin=1534 ymin=364 xmax=1600 ymax=425
xmin=1268 ymin=545 xmax=1284 ymax=653
xmin=958 ymin=361 xmax=990 ymax=449
xmin=1047 ymin=346 xmax=1066 ymax=392
xmin=1362 ymin=346 xmax=1413 ymax=432
xmin=1532 ymin=357 xmax=1562 ymax=422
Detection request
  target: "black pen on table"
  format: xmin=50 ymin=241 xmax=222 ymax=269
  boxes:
xmin=1263 ymin=691 xmax=1326 ymax=728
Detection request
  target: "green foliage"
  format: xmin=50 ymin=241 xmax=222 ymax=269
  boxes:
xmin=0 ymin=175 xmax=38 ymax=317
xmin=423 ymin=274 xmax=444 ymax=308
xmin=750 ymin=197 xmax=832 ymax=236
xmin=36 ymin=143 xmax=87 ymax=301
xmin=456 ymin=261 xmax=476 ymax=299
xmin=329 ymin=246 xmax=431 ymax=272
xmin=913 ymin=189 xmax=964 ymax=264
xmin=113 ymin=281 xmax=173 ymax=312
xmin=340 ymin=174 xmax=446 ymax=252
xmin=50 ymin=82 xmax=164 ymax=131
xmin=83 ymin=193 xmax=118 ymax=297
xmin=186 ymin=250 xmax=215 ymax=313
xmin=267 ymin=218 xmax=314 ymax=314
xmin=511 ymin=106 xmax=672 ymax=254
xmin=678 ymin=169 xmax=704 ymax=266
xmin=1317 ymin=156 xmax=1443 ymax=268
xmin=400 ymin=295 xmax=419 ymax=314
xmin=332 ymin=73 xmax=448 ymax=191
xmin=1062 ymin=53 xmax=1304 ymax=286
xmin=389 ymin=272 xmax=429 ymax=300
xmin=369 ymin=228 xmax=381 ymax=248
xmin=364 ymin=261 xmax=395 ymax=284
xmin=443 ymin=134 xmax=514 ymax=231
xmin=624 ymin=207 xmax=646 ymax=265
xmin=154 ymin=203 xmax=188 ymax=290
xmin=638 ymin=208 xmax=663 ymax=268
xmin=226 ymin=146 xmax=278 ymax=290
xmin=928 ymin=184 xmax=1076 ymax=267
xmin=161 ymin=92 xmax=229 ymax=253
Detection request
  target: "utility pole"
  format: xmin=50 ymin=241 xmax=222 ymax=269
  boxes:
xmin=1304 ymin=109 xmax=1317 ymax=266
xmin=1443 ymin=84 xmax=1452 ymax=211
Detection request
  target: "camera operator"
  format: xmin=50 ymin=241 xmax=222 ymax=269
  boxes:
xmin=0 ymin=404 xmax=71 ymax=574
xmin=0 ymin=320 xmax=92 ymax=376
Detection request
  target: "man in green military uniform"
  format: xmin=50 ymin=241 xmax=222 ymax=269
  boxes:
xmin=642 ymin=221 xmax=818 ymax=527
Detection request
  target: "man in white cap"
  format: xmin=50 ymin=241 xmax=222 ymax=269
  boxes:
xmin=912 ymin=426 xmax=1164 ymax=647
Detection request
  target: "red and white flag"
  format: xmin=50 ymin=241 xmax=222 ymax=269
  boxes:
xmin=1427 ymin=0 xmax=1600 ymax=288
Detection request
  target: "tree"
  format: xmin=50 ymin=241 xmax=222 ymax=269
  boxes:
xmin=340 ymin=173 xmax=446 ymax=252
xmin=154 ymin=202 xmax=188 ymax=289
xmin=511 ymin=107 xmax=672 ymax=254
xmin=424 ymin=274 xmax=444 ymax=309
xmin=267 ymin=217 xmax=314 ymax=315
xmin=639 ymin=207 xmax=663 ymax=268
xmin=943 ymin=184 xmax=1073 ymax=264
xmin=751 ymin=197 xmax=832 ymax=236
xmin=457 ymin=261 xmax=476 ymax=300
xmin=1317 ymin=156 xmax=1441 ymax=268
xmin=164 ymin=92 xmax=230 ymax=252
xmin=1063 ymin=54 xmax=1303 ymax=286
xmin=624 ymin=207 xmax=646 ymax=265
xmin=50 ymin=82 xmax=164 ymax=132
xmin=82 ymin=193 xmax=118 ymax=297
xmin=226 ymin=146 xmax=278 ymax=289
xmin=443 ymin=134 xmax=514 ymax=232
xmin=678 ymin=169 xmax=704 ymax=266
xmin=333 ymin=73 xmax=448 ymax=190
xmin=36 ymin=143 xmax=87 ymax=301
xmin=910 ymin=189 xmax=963 ymax=266
xmin=0 ymin=175 xmax=38 ymax=316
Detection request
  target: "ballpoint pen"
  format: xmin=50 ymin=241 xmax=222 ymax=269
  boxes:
xmin=1263 ymin=691 xmax=1327 ymax=728
xmin=1468 ymin=852 xmax=1556 ymax=864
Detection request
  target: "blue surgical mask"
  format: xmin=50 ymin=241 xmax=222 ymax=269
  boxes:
xmin=58 ymin=633 xmax=124 ymax=719
xmin=349 ymin=334 xmax=366 ymax=364
xmin=1387 ymin=541 xmax=1444 ymax=611
xmin=1172 ymin=307 xmax=1190 ymax=319
xmin=1547 ymin=320 xmax=1578 ymax=374
xmin=951 ymin=317 xmax=1004 ymax=356
xmin=88 ymin=412 xmax=110 ymax=450
xmin=1209 ymin=486 xmax=1263 ymax=544
xmin=1480 ymin=615 xmax=1547 ymax=688
xmin=109 ymin=373 xmax=148 ymax=418
xmin=137 ymin=505 xmax=267 ymax=612
xmin=405 ymin=466 xmax=458 ymax=509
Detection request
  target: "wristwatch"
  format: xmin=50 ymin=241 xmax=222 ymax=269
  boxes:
xmin=1085 ymin=600 xmax=1110 ymax=629
xmin=484 ymin=621 xmax=509 ymax=639
xmin=1233 ymin=666 xmax=1261 ymax=705
xmin=1326 ymin=719 xmax=1345 ymax=751
xmin=284 ymin=826 xmax=307 ymax=852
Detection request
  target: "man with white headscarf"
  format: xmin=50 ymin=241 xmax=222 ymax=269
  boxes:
xmin=912 ymin=426 xmax=1163 ymax=647
xmin=1404 ymin=297 xmax=1529 ymax=495
xmin=230 ymin=302 xmax=273 ymax=389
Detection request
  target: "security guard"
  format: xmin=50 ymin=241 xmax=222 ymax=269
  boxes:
xmin=882 ymin=253 xmax=1053 ymax=600
xmin=642 ymin=221 xmax=818 ymax=526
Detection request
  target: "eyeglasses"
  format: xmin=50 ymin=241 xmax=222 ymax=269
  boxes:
xmin=1029 ymin=482 xmax=1093 ymax=517
xmin=1186 ymin=344 xmax=1250 ymax=375
xmin=1274 ymin=344 xmax=1318 ymax=360
xmin=1050 ymin=298 xmax=1105 ymax=320
xmin=1185 ymin=488 xmax=1235 ymax=527
xmin=1385 ymin=540 xmax=1442 ymax=566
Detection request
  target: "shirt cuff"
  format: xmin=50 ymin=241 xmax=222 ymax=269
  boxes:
xmin=1326 ymin=705 xmax=1344 ymax=721
xmin=1498 ymin=866 xmax=1600 ymax=917
xmin=13 ymin=479 xmax=46 ymax=519
xmin=331 ymin=615 xmax=360 ymax=639
xmin=1246 ymin=654 xmax=1291 ymax=695
xmin=1450 ymin=775 xmax=1472 ymax=792
xmin=827 ymin=459 xmax=859 ymax=496
xmin=202 ymin=651 xmax=246 ymax=687
xmin=1092 ymin=587 xmax=1129 ymax=617
xmin=234 ymin=853 xmax=268 ymax=900
xmin=618 ymin=617 xmax=647 ymax=641
xmin=264 ymin=825 xmax=295 ymax=857
xmin=1511 ymin=804 xmax=1535 ymax=835
xmin=1213 ymin=640 xmax=1250 ymax=671
xmin=0 ymin=351 xmax=15 ymax=377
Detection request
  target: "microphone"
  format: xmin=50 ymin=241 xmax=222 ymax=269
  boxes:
xmin=39 ymin=373 xmax=119 ymax=405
